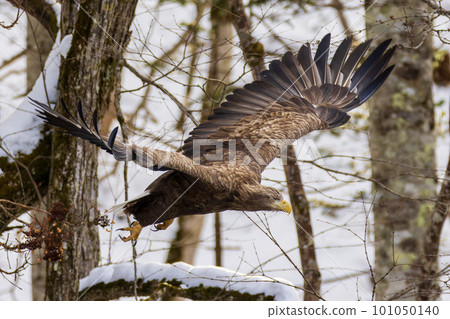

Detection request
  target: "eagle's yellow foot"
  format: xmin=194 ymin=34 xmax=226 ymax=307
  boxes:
xmin=155 ymin=218 xmax=174 ymax=230
xmin=118 ymin=221 xmax=142 ymax=242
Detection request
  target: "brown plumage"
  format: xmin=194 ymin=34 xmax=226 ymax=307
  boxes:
xmin=32 ymin=34 xmax=395 ymax=239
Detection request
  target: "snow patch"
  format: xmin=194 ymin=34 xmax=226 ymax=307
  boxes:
xmin=79 ymin=261 xmax=300 ymax=301
xmin=0 ymin=33 xmax=72 ymax=156
xmin=46 ymin=1 xmax=62 ymax=26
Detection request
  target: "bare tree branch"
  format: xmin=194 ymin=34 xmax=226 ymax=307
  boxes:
xmin=124 ymin=60 xmax=199 ymax=126
xmin=6 ymin=0 xmax=58 ymax=40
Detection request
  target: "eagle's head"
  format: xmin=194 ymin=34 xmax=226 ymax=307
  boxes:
xmin=238 ymin=184 xmax=291 ymax=214
xmin=265 ymin=187 xmax=292 ymax=214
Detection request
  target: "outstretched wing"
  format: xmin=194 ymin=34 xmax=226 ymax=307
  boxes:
xmin=32 ymin=34 xmax=395 ymax=189
xmin=32 ymin=98 xmax=236 ymax=189
xmin=182 ymin=34 xmax=395 ymax=170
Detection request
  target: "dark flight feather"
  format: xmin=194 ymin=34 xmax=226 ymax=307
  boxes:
xmin=329 ymin=36 xmax=352 ymax=84
xmin=32 ymin=98 xmax=114 ymax=155
xmin=349 ymin=39 xmax=392 ymax=91
xmin=340 ymin=40 xmax=372 ymax=86
xmin=314 ymin=33 xmax=331 ymax=83
xmin=354 ymin=46 xmax=397 ymax=93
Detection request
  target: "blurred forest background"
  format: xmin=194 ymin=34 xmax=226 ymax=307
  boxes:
xmin=0 ymin=0 xmax=449 ymax=301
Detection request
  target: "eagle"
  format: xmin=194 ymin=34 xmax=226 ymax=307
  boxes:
xmin=32 ymin=34 xmax=395 ymax=242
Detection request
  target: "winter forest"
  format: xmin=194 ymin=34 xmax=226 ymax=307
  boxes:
xmin=0 ymin=0 xmax=449 ymax=302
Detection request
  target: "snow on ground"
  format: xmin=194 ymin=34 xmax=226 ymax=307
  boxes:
xmin=79 ymin=261 xmax=299 ymax=301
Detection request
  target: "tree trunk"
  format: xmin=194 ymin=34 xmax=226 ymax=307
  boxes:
xmin=365 ymin=0 xmax=436 ymax=300
xmin=26 ymin=14 xmax=55 ymax=301
xmin=167 ymin=0 xmax=233 ymax=265
xmin=44 ymin=0 xmax=138 ymax=300
xmin=200 ymin=0 xmax=234 ymax=122
xmin=418 ymin=138 xmax=450 ymax=300
xmin=284 ymin=145 xmax=321 ymax=300
xmin=229 ymin=0 xmax=265 ymax=79
xmin=166 ymin=215 xmax=205 ymax=264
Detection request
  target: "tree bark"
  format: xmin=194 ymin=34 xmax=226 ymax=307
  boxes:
xmin=200 ymin=0 xmax=234 ymax=122
xmin=365 ymin=0 xmax=436 ymax=300
xmin=166 ymin=214 xmax=206 ymax=264
xmin=284 ymin=145 xmax=321 ymax=300
xmin=44 ymin=0 xmax=138 ymax=300
xmin=229 ymin=0 xmax=265 ymax=79
xmin=418 ymin=139 xmax=450 ymax=300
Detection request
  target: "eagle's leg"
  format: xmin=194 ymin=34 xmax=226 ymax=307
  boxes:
xmin=118 ymin=221 xmax=143 ymax=242
xmin=155 ymin=218 xmax=174 ymax=230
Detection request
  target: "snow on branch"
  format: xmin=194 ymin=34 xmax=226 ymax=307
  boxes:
xmin=0 ymin=32 xmax=72 ymax=157
xmin=79 ymin=261 xmax=299 ymax=301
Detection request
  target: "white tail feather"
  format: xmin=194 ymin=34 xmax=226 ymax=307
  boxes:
xmin=107 ymin=190 xmax=151 ymax=215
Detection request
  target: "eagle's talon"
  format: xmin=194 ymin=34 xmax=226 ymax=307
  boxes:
xmin=155 ymin=218 xmax=174 ymax=230
xmin=118 ymin=221 xmax=142 ymax=242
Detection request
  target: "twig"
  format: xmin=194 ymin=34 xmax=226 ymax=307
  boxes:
xmin=0 ymin=1 xmax=23 ymax=30
xmin=124 ymin=60 xmax=199 ymax=126
xmin=0 ymin=49 xmax=26 ymax=70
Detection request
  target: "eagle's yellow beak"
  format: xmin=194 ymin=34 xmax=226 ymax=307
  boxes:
xmin=273 ymin=199 xmax=291 ymax=214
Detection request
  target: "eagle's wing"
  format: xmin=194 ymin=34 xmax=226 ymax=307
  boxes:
xmin=32 ymin=34 xmax=395 ymax=190
xmin=32 ymin=98 xmax=234 ymax=189
xmin=182 ymin=34 xmax=395 ymax=171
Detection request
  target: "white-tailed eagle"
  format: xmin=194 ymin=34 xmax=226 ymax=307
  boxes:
xmin=32 ymin=34 xmax=395 ymax=241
